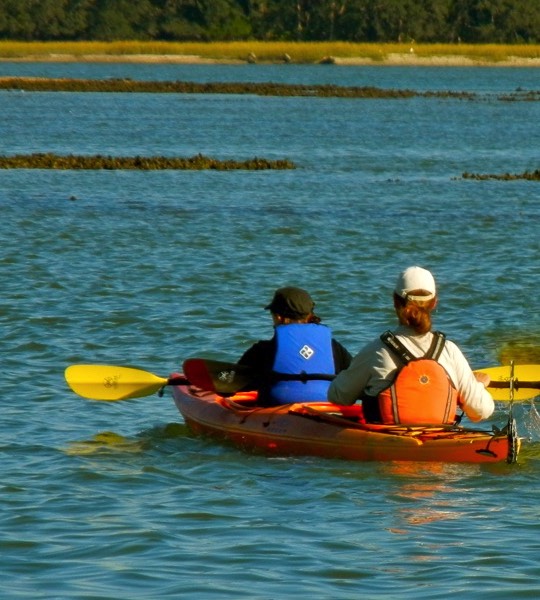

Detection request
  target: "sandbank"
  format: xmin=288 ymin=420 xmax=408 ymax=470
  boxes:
xmin=2 ymin=53 xmax=540 ymax=67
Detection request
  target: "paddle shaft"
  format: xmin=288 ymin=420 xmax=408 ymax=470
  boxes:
xmin=488 ymin=380 xmax=540 ymax=390
xmin=185 ymin=358 xmax=540 ymax=392
xmin=65 ymin=361 xmax=540 ymax=402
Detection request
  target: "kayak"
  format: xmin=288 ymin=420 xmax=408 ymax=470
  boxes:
xmin=171 ymin=379 xmax=520 ymax=464
xmin=64 ymin=361 xmax=537 ymax=463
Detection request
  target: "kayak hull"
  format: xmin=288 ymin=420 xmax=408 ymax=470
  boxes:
xmin=171 ymin=381 xmax=519 ymax=464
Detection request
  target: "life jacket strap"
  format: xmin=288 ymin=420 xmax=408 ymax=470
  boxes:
xmin=380 ymin=330 xmax=446 ymax=363
xmin=425 ymin=331 xmax=446 ymax=361
xmin=380 ymin=330 xmax=415 ymax=364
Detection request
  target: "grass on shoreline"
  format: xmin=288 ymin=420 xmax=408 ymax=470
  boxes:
xmin=1 ymin=40 xmax=540 ymax=63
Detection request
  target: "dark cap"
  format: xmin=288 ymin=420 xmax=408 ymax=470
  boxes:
xmin=265 ymin=286 xmax=315 ymax=319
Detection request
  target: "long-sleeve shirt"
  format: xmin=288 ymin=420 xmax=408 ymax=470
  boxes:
xmin=327 ymin=325 xmax=494 ymax=422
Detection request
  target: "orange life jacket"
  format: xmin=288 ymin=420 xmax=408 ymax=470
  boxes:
xmin=376 ymin=331 xmax=458 ymax=425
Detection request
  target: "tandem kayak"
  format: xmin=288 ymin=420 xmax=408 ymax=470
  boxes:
xmin=171 ymin=379 xmax=520 ymax=464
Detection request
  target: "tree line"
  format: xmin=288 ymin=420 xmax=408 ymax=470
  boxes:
xmin=0 ymin=0 xmax=539 ymax=44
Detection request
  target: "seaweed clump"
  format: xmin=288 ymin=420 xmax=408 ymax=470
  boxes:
xmin=0 ymin=76 xmax=475 ymax=99
xmin=462 ymin=169 xmax=540 ymax=181
xmin=0 ymin=153 xmax=296 ymax=170
xmin=1 ymin=77 xmax=539 ymax=101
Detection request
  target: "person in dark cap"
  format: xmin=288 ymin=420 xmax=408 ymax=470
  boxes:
xmin=238 ymin=286 xmax=351 ymax=406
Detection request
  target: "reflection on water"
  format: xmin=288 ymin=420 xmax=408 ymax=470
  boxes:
xmin=498 ymin=340 xmax=540 ymax=365
xmin=64 ymin=422 xmax=190 ymax=455
xmin=65 ymin=431 xmax=148 ymax=455
xmin=382 ymin=462 xmax=470 ymax=532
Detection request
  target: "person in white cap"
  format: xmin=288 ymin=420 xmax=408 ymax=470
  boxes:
xmin=328 ymin=266 xmax=494 ymax=424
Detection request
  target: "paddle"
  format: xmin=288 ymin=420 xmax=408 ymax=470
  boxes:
xmin=65 ymin=361 xmax=540 ymax=403
xmin=474 ymin=364 xmax=540 ymax=401
xmin=181 ymin=359 xmax=258 ymax=395
xmin=64 ymin=365 xmax=189 ymax=401
xmin=64 ymin=360 xmax=335 ymax=401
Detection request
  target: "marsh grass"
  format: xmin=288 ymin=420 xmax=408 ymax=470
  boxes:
xmin=1 ymin=40 xmax=539 ymax=63
xmin=410 ymin=42 xmax=540 ymax=62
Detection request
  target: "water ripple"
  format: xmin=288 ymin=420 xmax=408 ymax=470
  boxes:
xmin=1 ymin=64 xmax=539 ymax=599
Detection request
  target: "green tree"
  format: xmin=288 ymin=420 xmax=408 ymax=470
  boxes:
xmin=0 ymin=0 xmax=37 ymax=39
xmin=202 ymin=0 xmax=251 ymax=39
xmin=251 ymin=0 xmax=304 ymax=40
xmin=154 ymin=0 xmax=206 ymax=40
xmin=252 ymin=0 xmax=347 ymax=41
xmin=332 ymin=0 xmax=371 ymax=42
xmin=87 ymin=0 xmax=157 ymax=40
xmin=469 ymin=0 xmax=540 ymax=42
xmin=448 ymin=0 xmax=540 ymax=43
xmin=506 ymin=0 xmax=540 ymax=42
xmin=28 ymin=0 xmax=93 ymax=40
xmin=0 ymin=0 xmax=539 ymax=43
xmin=155 ymin=0 xmax=250 ymax=40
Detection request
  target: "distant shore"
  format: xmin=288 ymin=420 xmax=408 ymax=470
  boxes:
xmin=2 ymin=52 xmax=540 ymax=67
xmin=1 ymin=41 xmax=539 ymax=67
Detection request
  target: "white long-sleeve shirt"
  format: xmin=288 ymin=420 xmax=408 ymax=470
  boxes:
xmin=327 ymin=325 xmax=495 ymax=422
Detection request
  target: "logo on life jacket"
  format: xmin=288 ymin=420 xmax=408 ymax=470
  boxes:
xmin=377 ymin=331 xmax=458 ymax=425
xmin=299 ymin=345 xmax=314 ymax=359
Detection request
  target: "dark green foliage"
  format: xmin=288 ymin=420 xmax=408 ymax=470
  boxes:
xmin=0 ymin=0 xmax=538 ymax=42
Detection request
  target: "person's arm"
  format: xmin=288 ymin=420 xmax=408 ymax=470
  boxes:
xmin=327 ymin=341 xmax=379 ymax=405
xmin=331 ymin=339 xmax=352 ymax=372
xmin=446 ymin=342 xmax=495 ymax=422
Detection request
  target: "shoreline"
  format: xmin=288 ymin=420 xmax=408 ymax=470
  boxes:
xmin=2 ymin=53 xmax=540 ymax=67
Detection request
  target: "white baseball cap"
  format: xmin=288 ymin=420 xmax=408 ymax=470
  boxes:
xmin=395 ymin=266 xmax=436 ymax=302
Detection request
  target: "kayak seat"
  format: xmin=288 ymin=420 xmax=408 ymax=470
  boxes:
xmin=225 ymin=391 xmax=259 ymax=406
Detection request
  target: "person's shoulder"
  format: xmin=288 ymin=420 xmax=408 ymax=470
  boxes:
xmin=331 ymin=337 xmax=351 ymax=354
xmin=331 ymin=336 xmax=347 ymax=348
xmin=438 ymin=335 xmax=467 ymax=360
xmin=255 ymin=338 xmax=275 ymax=349
xmin=436 ymin=333 xmax=459 ymax=350
xmin=243 ymin=338 xmax=275 ymax=353
xmin=238 ymin=338 xmax=275 ymax=364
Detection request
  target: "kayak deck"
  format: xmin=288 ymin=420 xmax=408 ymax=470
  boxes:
xmin=171 ymin=381 xmax=519 ymax=464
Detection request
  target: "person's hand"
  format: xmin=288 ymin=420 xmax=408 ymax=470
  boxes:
xmin=474 ymin=371 xmax=491 ymax=387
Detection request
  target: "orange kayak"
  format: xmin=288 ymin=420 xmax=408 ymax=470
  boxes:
xmin=171 ymin=381 xmax=519 ymax=464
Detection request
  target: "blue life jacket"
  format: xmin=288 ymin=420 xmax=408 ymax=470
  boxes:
xmin=270 ymin=324 xmax=335 ymax=405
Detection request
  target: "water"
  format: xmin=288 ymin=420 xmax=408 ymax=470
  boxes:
xmin=1 ymin=62 xmax=539 ymax=599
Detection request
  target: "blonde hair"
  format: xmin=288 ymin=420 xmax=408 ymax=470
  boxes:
xmin=393 ymin=292 xmax=436 ymax=334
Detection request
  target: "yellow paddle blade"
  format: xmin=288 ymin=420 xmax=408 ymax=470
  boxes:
xmin=475 ymin=364 xmax=540 ymax=401
xmin=65 ymin=365 xmax=169 ymax=401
